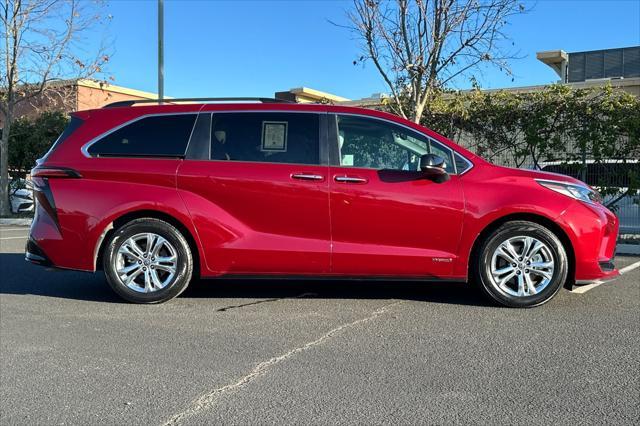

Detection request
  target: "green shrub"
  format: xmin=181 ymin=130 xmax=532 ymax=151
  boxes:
xmin=8 ymin=111 xmax=69 ymax=176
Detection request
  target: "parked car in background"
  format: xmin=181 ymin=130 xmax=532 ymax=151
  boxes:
xmin=536 ymin=160 xmax=639 ymax=234
xmin=9 ymin=178 xmax=34 ymax=214
xmin=26 ymin=98 xmax=619 ymax=308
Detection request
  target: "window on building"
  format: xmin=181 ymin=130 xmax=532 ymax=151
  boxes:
xmin=604 ymin=49 xmax=623 ymax=78
xmin=568 ymin=47 xmax=640 ymax=82
xmin=88 ymin=114 xmax=197 ymax=157
xmin=585 ymin=51 xmax=605 ymax=80
xmin=209 ymin=112 xmax=320 ymax=165
xmin=568 ymin=53 xmax=585 ymax=83
xmin=623 ymin=47 xmax=640 ymax=78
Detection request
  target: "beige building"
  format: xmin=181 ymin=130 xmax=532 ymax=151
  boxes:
xmin=274 ymin=87 xmax=350 ymax=104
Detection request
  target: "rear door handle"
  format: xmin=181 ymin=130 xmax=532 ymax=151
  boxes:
xmin=291 ymin=173 xmax=324 ymax=181
xmin=334 ymin=175 xmax=368 ymax=184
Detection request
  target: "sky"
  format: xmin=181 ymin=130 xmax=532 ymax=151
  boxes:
xmin=100 ymin=0 xmax=640 ymax=100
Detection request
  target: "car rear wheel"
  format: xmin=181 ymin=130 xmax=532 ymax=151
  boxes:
xmin=474 ymin=220 xmax=568 ymax=308
xmin=103 ymin=218 xmax=193 ymax=303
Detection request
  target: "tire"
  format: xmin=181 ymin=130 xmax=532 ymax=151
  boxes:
xmin=473 ymin=220 xmax=568 ymax=308
xmin=103 ymin=218 xmax=193 ymax=304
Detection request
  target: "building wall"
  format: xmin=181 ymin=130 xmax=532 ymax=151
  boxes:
xmin=0 ymin=85 xmax=76 ymax=127
xmin=0 ymin=80 xmax=158 ymax=128
xmin=76 ymin=85 xmax=151 ymax=111
xmin=275 ymin=87 xmax=351 ymax=104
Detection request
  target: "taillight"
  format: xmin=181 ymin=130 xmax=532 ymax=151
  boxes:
xmin=32 ymin=178 xmax=59 ymax=228
xmin=30 ymin=166 xmax=79 ymax=232
xmin=31 ymin=166 xmax=82 ymax=179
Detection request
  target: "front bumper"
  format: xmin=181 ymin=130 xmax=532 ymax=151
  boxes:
xmin=575 ymin=261 xmax=619 ymax=285
xmin=11 ymin=194 xmax=34 ymax=213
xmin=558 ymin=201 xmax=620 ymax=284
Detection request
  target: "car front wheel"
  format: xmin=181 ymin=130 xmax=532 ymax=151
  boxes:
xmin=103 ymin=218 xmax=193 ymax=304
xmin=474 ymin=220 xmax=568 ymax=308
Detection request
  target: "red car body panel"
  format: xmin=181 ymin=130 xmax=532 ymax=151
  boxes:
xmin=27 ymin=102 xmax=619 ymax=284
xmin=176 ymin=160 xmax=331 ymax=275
xmin=31 ymin=158 xmax=201 ymax=272
xmin=329 ymin=167 xmax=465 ymax=278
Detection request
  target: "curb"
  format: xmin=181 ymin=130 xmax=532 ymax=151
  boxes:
xmin=616 ymin=244 xmax=640 ymax=256
xmin=0 ymin=218 xmax=32 ymax=226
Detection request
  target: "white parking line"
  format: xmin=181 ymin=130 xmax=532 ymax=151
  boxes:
xmin=572 ymin=282 xmax=606 ymax=294
xmin=619 ymin=261 xmax=640 ymax=275
xmin=0 ymin=228 xmax=30 ymax=231
xmin=0 ymin=236 xmax=28 ymax=240
xmin=573 ymin=260 xmax=640 ymax=294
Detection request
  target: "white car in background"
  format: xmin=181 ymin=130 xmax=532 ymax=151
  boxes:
xmin=536 ymin=160 xmax=639 ymax=234
xmin=9 ymin=178 xmax=34 ymax=214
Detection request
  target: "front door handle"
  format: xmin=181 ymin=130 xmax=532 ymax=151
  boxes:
xmin=291 ymin=173 xmax=324 ymax=181
xmin=334 ymin=175 xmax=368 ymax=184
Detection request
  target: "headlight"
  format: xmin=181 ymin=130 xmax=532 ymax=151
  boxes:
xmin=536 ymin=179 xmax=602 ymax=204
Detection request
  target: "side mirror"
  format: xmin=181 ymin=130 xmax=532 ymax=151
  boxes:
xmin=419 ymin=154 xmax=447 ymax=176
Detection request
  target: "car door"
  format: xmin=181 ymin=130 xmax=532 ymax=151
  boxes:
xmin=328 ymin=114 xmax=466 ymax=279
xmin=177 ymin=111 xmax=331 ymax=276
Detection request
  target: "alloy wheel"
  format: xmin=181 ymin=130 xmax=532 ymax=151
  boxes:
xmin=114 ymin=232 xmax=178 ymax=293
xmin=488 ymin=235 xmax=555 ymax=298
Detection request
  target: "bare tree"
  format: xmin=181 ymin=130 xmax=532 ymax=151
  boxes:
xmin=0 ymin=0 xmax=109 ymax=216
xmin=347 ymin=0 xmax=524 ymax=123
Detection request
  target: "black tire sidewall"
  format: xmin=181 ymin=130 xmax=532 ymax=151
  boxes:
xmin=103 ymin=219 xmax=192 ymax=303
xmin=476 ymin=222 xmax=568 ymax=308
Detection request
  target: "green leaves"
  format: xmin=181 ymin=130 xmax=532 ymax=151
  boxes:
xmin=8 ymin=111 xmax=69 ymax=176
xmin=389 ymin=84 xmax=640 ymax=207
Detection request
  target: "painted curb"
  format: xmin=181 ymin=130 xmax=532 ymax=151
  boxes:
xmin=0 ymin=218 xmax=32 ymax=226
xmin=616 ymin=244 xmax=640 ymax=256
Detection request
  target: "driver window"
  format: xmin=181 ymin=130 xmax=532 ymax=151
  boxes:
xmin=337 ymin=115 xmax=454 ymax=173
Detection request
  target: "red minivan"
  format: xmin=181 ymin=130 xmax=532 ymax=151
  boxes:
xmin=27 ymin=98 xmax=619 ymax=307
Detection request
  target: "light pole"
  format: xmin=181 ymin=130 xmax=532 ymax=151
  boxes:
xmin=158 ymin=0 xmax=164 ymax=102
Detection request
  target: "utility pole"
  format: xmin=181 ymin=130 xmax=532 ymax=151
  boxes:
xmin=158 ymin=0 xmax=164 ymax=102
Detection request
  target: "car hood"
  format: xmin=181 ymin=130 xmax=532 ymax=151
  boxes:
xmin=492 ymin=165 xmax=587 ymax=187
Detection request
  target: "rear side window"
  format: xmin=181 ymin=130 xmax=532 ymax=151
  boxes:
xmin=210 ymin=113 xmax=320 ymax=165
xmin=88 ymin=114 xmax=196 ymax=157
xmin=41 ymin=116 xmax=84 ymax=162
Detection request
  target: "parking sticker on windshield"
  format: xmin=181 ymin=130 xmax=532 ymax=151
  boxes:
xmin=261 ymin=121 xmax=288 ymax=152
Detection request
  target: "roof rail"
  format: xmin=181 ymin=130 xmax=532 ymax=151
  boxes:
xmin=103 ymin=97 xmax=293 ymax=108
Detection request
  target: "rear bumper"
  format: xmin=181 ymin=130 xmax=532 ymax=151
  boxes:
xmin=27 ymin=176 xmax=91 ymax=272
xmin=25 ymin=238 xmax=53 ymax=267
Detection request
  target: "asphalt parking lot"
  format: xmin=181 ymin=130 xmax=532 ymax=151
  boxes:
xmin=1 ymin=224 xmax=639 ymax=425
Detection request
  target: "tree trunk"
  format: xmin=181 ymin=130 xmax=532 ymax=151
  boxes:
xmin=0 ymin=110 xmax=12 ymax=216
xmin=413 ymin=104 xmax=424 ymax=124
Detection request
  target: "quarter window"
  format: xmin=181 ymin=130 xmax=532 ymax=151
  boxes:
xmin=337 ymin=115 xmax=455 ymax=174
xmin=88 ymin=114 xmax=197 ymax=157
xmin=454 ymin=152 xmax=472 ymax=174
xmin=210 ymin=113 xmax=320 ymax=165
